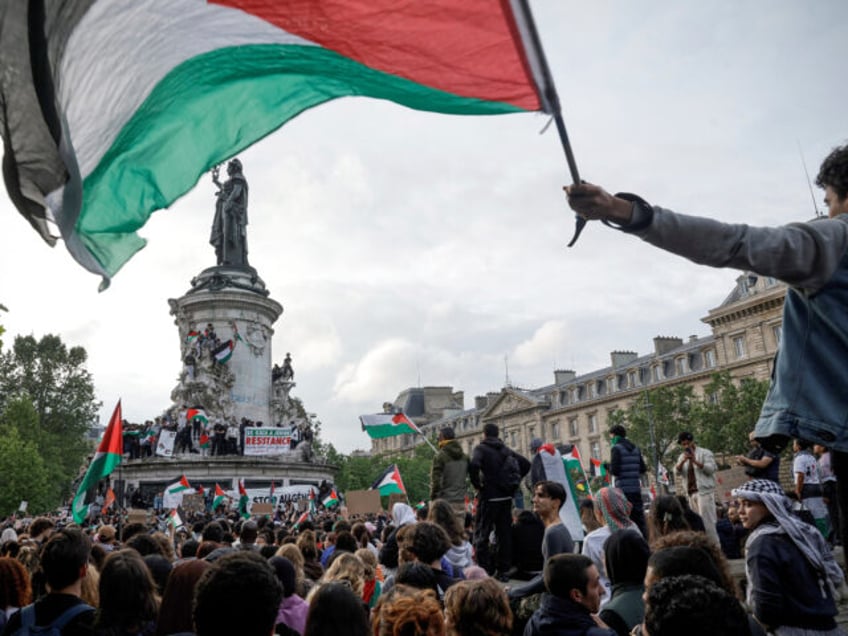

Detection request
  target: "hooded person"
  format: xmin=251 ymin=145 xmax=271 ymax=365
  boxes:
xmin=429 ymin=426 xmax=469 ymax=525
xmin=732 ymin=478 xmax=844 ymax=635
xmin=581 ymin=487 xmax=641 ymax=608
xmin=378 ymin=503 xmax=417 ymax=574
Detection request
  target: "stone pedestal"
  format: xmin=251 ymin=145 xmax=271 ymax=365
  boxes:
xmin=168 ymin=265 xmax=283 ymax=425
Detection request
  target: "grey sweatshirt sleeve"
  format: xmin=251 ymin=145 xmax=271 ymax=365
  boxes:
xmin=619 ymin=197 xmax=848 ymax=293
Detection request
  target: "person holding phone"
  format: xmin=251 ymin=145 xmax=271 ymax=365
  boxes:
xmin=675 ymin=432 xmax=719 ymax=543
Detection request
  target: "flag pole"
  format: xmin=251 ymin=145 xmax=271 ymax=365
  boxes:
xmin=514 ymin=0 xmax=585 ymax=247
xmin=417 ymin=431 xmax=439 ymax=454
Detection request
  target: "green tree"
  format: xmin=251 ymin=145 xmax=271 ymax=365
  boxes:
xmin=0 ymin=334 xmax=100 ymax=507
xmin=690 ymin=371 xmax=770 ymax=456
xmin=0 ymin=423 xmax=51 ymax=515
xmin=612 ymin=385 xmax=697 ymax=473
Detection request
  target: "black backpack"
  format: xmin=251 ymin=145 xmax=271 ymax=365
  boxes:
xmin=499 ymin=446 xmax=523 ymax=493
xmin=13 ymin=602 xmax=93 ymax=636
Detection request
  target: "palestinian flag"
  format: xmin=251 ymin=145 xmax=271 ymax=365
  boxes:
xmin=322 ymin=489 xmax=340 ymax=508
xmin=167 ymin=509 xmax=184 ymax=530
xmin=196 ymin=484 xmax=206 ymax=497
xmin=212 ymin=484 xmax=229 ymax=511
xmin=360 ymin=413 xmax=422 ymax=439
xmin=72 ymin=400 xmax=123 ymax=523
xmin=238 ymin=479 xmax=250 ymax=519
xmin=270 ymin=480 xmax=276 ymax=498
xmin=308 ymin=489 xmax=317 ymax=515
xmin=563 ymin=446 xmax=591 ymax=501
xmin=590 ymin=457 xmax=610 ymax=484
xmin=294 ymin=510 xmax=311 ymax=529
xmin=101 ymin=487 xmax=116 ymax=515
xmin=212 ymin=340 xmax=235 ymax=364
xmin=199 ymin=433 xmax=211 ymax=450
xmin=1 ymin=1 xmax=553 ymax=288
xmin=370 ymin=464 xmax=406 ymax=496
xmin=186 ymin=331 xmax=201 ymax=345
xmin=167 ymin=475 xmax=192 ymax=495
xmin=187 ymin=408 xmax=209 ymax=425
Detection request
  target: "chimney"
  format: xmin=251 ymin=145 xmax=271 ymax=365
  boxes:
xmin=610 ymin=351 xmax=638 ymax=369
xmin=653 ymin=336 xmax=683 ymax=356
xmin=475 ymin=396 xmax=488 ymax=410
xmin=689 ymin=334 xmax=698 ymax=343
xmin=451 ymin=391 xmax=464 ymax=409
xmin=487 ymin=392 xmax=500 ymax=407
xmin=554 ymin=369 xmax=576 ymax=385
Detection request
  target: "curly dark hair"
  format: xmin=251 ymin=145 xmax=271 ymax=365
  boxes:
xmin=644 ymin=575 xmax=749 ymax=636
xmin=816 ymin=144 xmax=848 ymax=200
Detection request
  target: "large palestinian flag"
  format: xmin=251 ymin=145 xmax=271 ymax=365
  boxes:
xmin=1 ymin=1 xmax=555 ymax=288
xmin=72 ymin=400 xmax=123 ymax=523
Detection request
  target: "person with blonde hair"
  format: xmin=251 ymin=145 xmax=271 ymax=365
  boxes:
xmin=354 ymin=548 xmax=382 ymax=609
xmin=276 ymin=543 xmax=314 ymax=598
xmin=444 ymin=578 xmax=512 ymax=636
xmin=372 ymin=584 xmax=445 ymax=636
xmin=322 ymin=551 xmax=365 ymax=598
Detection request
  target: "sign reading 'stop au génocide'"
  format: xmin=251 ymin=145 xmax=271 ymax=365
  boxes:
xmin=244 ymin=427 xmax=292 ymax=456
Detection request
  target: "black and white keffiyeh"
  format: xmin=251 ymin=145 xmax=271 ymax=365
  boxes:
xmin=732 ymin=479 xmax=844 ymax=599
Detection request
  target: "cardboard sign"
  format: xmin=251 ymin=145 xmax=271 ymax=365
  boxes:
xmin=251 ymin=502 xmax=274 ymax=516
xmin=345 ymin=490 xmax=383 ymax=516
xmin=387 ymin=493 xmax=407 ymax=512
xmin=181 ymin=493 xmax=205 ymax=514
xmin=156 ymin=430 xmax=177 ymax=457
xmin=127 ymin=509 xmax=149 ymax=526
xmin=715 ymin=465 xmax=749 ymax=502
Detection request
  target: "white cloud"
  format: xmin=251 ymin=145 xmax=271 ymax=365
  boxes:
xmin=513 ymin=321 xmax=569 ymax=367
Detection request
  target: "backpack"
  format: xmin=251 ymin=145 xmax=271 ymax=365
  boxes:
xmin=499 ymin=446 xmax=523 ymax=493
xmin=13 ymin=602 xmax=93 ymax=636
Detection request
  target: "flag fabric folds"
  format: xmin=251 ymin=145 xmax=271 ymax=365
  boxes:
xmin=590 ymin=457 xmax=610 ymax=484
xmin=238 ymin=478 xmax=250 ymax=519
xmin=212 ymin=483 xmax=228 ymax=511
xmin=72 ymin=400 xmax=123 ymax=523
xmin=370 ymin=464 xmax=406 ymax=496
xmin=167 ymin=509 xmax=184 ymax=530
xmin=322 ymin=489 xmax=340 ymax=508
xmin=167 ymin=475 xmax=192 ymax=495
xmin=360 ymin=413 xmax=422 ymax=439
xmin=101 ymin=487 xmax=116 ymax=514
xmin=0 ymin=1 xmax=553 ymax=288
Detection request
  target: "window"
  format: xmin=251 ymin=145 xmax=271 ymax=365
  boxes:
xmin=510 ymin=431 xmax=517 ymax=446
xmin=675 ymin=357 xmax=687 ymax=376
xmin=551 ymin=422 xmax=560 ymax=440
xmin=571 ymin=387 xmax=581 ymax=403
xmin=559 ymin=390 xmax=568 ymax=406
xmin=588 ymin=413 xmax=598 ymax=434
xmin=707 ymin=391 xmax=719 ymax=405
xmin=772 ymin=325 xmax=782 ymax=346
xmin=732 ymin=335 xmax=746 ymax=359
xmin=569 ymin=418 xmax=579 ymax=437
xmin=704 ymin=349 xmax=716 ymax=368
xmin=590 ymin=440 xmax=601 ymax=460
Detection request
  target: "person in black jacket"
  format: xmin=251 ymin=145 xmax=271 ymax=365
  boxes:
xmin=468 ymin=423 xmax=530 ymax=581
xmin=608 ymin=425 xmax=647 ymax=536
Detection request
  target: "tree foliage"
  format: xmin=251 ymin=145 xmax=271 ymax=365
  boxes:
xmin=0 ymin=334 xmax=101 ymax=509
xmin=690 ymin=371 xmax=770 ymax=456
xmin=331 ymin=439 xmax=440 ymax=506
xmin=609 ymin=372 xmax=771 ymax=478
xmin=0 ymin=403 xmax=52 ymax=515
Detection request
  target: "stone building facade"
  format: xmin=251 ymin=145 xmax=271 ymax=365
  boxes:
xmin=371 ymin=273 xmax=786 ymax=469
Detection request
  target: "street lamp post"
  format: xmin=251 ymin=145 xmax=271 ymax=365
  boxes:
xmin=644 ymin=391 xmax=661 ymax=495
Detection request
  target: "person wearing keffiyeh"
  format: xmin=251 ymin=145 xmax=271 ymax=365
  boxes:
xmin=733 ymin=479 xmax=845 ymax=636
xmin=581 ymin=487 xmax=642 ymax=609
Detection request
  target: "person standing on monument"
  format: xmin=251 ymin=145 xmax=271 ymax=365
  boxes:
xmin=608 ymin=425 xmax=648 ymax=536
xmin=430 ymin=426 xmax=469 ymax=525
xmin=210 ymin=158 xmax=249 ymax=267
xmin=674 ymin=432 xmax=719 ymax=543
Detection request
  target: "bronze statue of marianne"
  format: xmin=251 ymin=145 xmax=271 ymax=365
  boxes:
xmin=210 ymin=158 xmax=249 ymax=267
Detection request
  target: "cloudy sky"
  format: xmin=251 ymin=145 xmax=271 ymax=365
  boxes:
xmin=1 ymin=1 xmax=846 ymax=454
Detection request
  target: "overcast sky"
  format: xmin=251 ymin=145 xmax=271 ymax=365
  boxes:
xmin=1 ymin=1 xmax=846 ymax=454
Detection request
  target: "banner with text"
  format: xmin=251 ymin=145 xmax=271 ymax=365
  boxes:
xmin=244 ymin=427 xmax=292 ymax=456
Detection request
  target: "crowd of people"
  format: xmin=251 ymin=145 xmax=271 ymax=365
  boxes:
xmin=0 ymin=417 xmax=845 ymax=635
